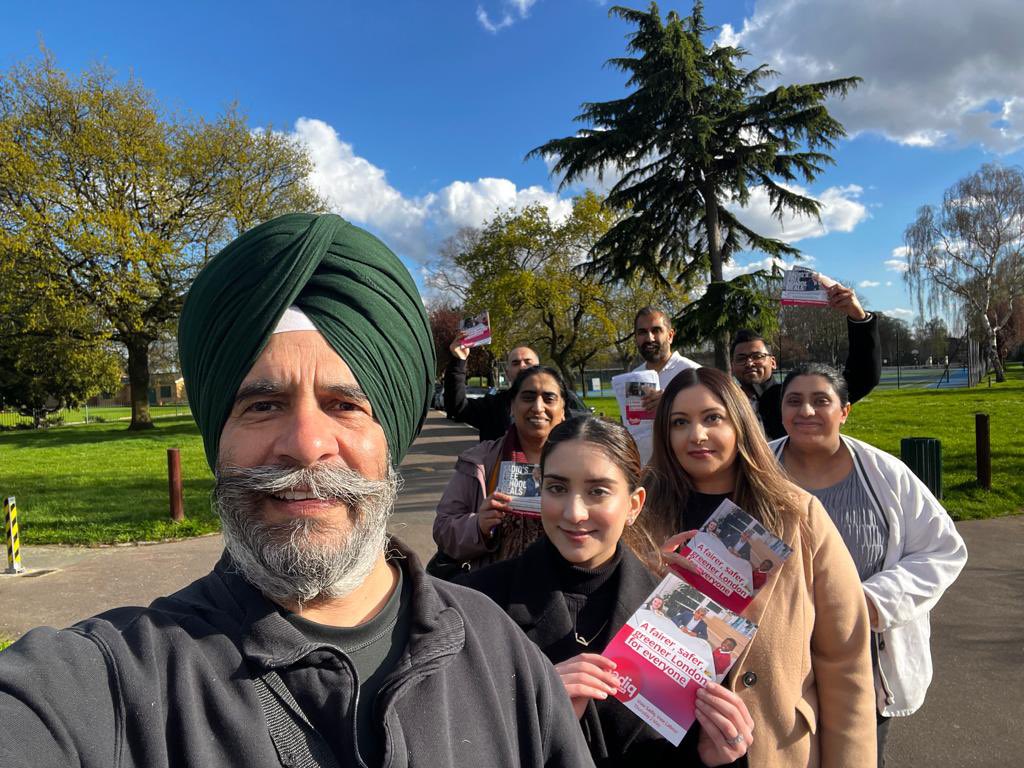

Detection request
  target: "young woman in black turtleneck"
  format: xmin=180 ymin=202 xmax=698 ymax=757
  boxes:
xmin=462 ymin=415 xmax=753 ymax=767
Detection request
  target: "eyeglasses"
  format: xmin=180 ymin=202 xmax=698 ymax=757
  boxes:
xmin=733 ymin=352 xmax=772 ymax=363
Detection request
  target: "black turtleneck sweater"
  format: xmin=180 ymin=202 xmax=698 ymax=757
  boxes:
xmin=545 ymin=538 xmax=624 ymax=663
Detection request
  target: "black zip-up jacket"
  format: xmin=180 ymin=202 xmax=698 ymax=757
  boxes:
xmin=755 ymin=314 xmax=882 ymax=440
xmin=0 ymin=542 xmax=594 ymax=768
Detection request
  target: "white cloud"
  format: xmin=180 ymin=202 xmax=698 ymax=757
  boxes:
xmin=476 ymin=0 xmax=538 ymax=33
xmin=727 ymin=183 xmax=869 ymax=243
xmin=883 ymin=307 xmax=915 ymax=319
xmin=885 ymin=281 xmax=893 ymax=287
xmin=858 ymin=280 xmax=880 ymax=288
xmin=291 ymin=118 xmax=569 ymax=261
xmin=719 ymin=0 xmax=1024 ymax=152
xmin=884 ymin=246 xmax=910 ymax=273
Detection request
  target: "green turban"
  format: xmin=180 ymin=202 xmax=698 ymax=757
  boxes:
xmin=178 ymin=213 xmax=435 ymax=471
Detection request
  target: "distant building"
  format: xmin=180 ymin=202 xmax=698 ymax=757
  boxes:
xmin=88 ymin=373 xmax=186 ymax=407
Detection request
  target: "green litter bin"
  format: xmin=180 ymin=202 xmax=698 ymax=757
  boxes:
xmin=900 ymin=437 xmax=942 ymax=499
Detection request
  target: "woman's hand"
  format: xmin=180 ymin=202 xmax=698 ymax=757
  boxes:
xmin=477 ymin=491 xmax=512 ymax=539
xmin=660 ymin=530 xmax=698 ymax=574
xmin=694 ymin=681 xmax=755 ymax=765
xmin=553 ymin=653 xmax=620 ymax=719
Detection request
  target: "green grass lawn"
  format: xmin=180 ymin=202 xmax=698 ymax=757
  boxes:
xmin=842 ymin=372 xmax=1023 ymax=520
xmin=0 ymin=416 xmax=217 ymax=545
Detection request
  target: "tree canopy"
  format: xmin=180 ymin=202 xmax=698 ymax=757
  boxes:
xmin=0 ymin=51 xmax=324 ymax=427
xmin=440 ymin=192 xmax=622 ymax=385
xmin=530 ymin=1 xmax=858 ymax=368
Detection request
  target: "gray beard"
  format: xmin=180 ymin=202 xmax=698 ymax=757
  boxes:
xmin=214 ymin=461 xmax=400 ymax=605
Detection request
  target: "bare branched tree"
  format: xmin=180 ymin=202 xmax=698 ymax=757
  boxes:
xmin=904 ymin=163 xmax=1024 ymax=382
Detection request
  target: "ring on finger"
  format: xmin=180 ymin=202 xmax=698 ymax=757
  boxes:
xmin=724 ymin=733 xmax=745 ymax=746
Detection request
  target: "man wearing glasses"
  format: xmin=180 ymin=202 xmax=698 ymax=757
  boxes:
xmin=731 ymin=281 xmax=881 ymax=439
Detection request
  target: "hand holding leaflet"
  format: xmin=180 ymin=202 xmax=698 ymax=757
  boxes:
xmin=601 ymin=577 xmax=755 ymax=745
xmin=497 ymin=461 xmax=542 ymax=518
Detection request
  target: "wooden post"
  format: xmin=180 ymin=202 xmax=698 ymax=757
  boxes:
xmin=975 ymin=413 xmax=991 ymax=490
xmin=168 ymin=448 xmax=185 ymax=521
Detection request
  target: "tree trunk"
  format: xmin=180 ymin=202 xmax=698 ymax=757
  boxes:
xmin=702 ymin=181 xmax=729 ymax=371
xmin=126 ymin=337 xmax=155 ymax=430
xmin=986 ymin=332 xmax=1006 ymax=382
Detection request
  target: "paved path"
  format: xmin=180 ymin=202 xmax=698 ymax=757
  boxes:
xmin=2 ymin=410 xmax=1021 ymax=766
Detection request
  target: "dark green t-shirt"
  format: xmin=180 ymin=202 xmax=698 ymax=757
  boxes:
xmin=284 ymin=566 xmax=412 ymax=766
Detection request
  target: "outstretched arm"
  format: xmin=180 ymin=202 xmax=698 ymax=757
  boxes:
xmin=828 ymin=283 xmax=880 ymax=403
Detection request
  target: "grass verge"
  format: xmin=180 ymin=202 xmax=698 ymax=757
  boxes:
xmin=0 ymin=416 xmax=217 ymax=545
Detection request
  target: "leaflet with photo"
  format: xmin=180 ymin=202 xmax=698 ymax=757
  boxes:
xmin=671 ymin=499 xmax=793 ymax=614
xmin=497 ymin=461 xmax=541 ymax=517
xmin=459 ymin=311 xmax=492 ymax=347
xmin=602 ymin=577 xmax=755 ymax=746
xmin=611 ymin=370 xmax=659 ymax=426
xmin=780 ymin=267 xmax=836 ymax=307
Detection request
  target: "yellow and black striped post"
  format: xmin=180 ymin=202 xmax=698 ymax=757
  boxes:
xmin=4 ymin=496 xmax=24 ymax=574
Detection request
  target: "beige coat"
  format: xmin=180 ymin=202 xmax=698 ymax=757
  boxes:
xmin=727 ymin=488 xmax=876 ymax=768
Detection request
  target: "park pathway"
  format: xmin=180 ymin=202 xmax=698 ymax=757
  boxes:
xmin=1 ymin=410 xmax=1021 ymax=766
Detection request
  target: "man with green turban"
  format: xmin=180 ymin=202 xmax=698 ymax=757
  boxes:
xmin=0 ymin=214 xmax=594 ymax=768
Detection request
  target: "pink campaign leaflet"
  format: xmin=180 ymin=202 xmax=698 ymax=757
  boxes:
xmin=670 ymin=499 xmax=793 ymax=614
xmin=602 ymin=576 xmax=755 ymax=745
xmin=459 ymin=311 xmax=492 ymax=347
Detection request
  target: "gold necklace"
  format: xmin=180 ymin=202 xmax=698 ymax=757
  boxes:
xmin=573 ymin=616 xmax=611 ymax=647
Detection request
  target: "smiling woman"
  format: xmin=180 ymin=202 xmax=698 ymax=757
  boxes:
xmin=431 ymin=366 xmax=569 ymax=572
xmin=775 ymin=363 xmax=967 ymax=767
xmin=641 ymin=367 xmax=877 ymax=768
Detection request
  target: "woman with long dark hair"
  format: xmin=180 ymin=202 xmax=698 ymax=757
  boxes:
xmin=775 ymin=363 xmax=967 ymax=768
xmin=432 ymin=365 xmax=568 ymax=572
xmin=643 ymin=367 xmax=876 ymax=767
xmin=463 ymin=416 xmax=754 ymax=766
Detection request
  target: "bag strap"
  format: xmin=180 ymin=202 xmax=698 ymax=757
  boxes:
xmin=253 ymin=669 xmax=342 ymax=768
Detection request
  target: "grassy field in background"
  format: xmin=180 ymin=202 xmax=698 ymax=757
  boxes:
xmin=580 ymin=366 xmax=1024 ymax=520
xmin=0 ymin=369 xmax=1018 ymax=545
xmin=0 ymin=416 xmax=216 ymax=545
xmin=0 ymin=403 xmax=190 ymax=429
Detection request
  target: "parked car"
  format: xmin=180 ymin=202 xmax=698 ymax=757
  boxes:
xmin=465 ymin=386 xmax=489 ymax=400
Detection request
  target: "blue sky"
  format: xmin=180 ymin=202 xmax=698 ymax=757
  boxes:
xmin=5 ymin=0 xmax=1024 ymax=326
